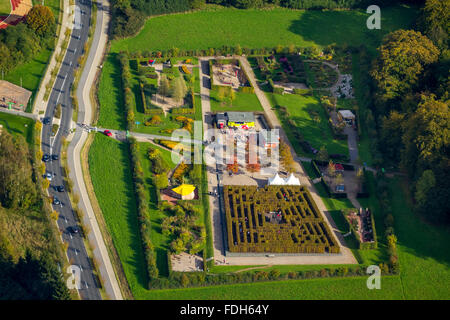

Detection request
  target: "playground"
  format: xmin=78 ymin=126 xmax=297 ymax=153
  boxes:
xmin=212 ymin=61 xmax=242 ymax=89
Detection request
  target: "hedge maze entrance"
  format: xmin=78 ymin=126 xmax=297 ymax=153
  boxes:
xmin=224 ymin=185 xmax=340 ymax=254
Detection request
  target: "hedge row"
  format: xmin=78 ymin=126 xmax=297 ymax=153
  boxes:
xmin=128 ymin=137 xmax=159 ymax=285
xmin=118 ymin=53 xmax=135 ymax=130
xmin=148 ymin=262 xmax=394 ymax=290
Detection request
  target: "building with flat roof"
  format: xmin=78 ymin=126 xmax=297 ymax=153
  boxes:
xmin=0 ymin=80 xmax=32 ymax=111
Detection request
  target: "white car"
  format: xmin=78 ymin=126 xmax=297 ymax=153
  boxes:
xmin=45 ymin=173 xmax=52 ymax=181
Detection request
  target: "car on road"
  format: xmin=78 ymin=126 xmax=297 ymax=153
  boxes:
xmin=67 ymin=226 xmax=80 ymax=235
xmin=43 ymin=117 xmax=51 ymax=125
xmin=42 ymin=154 xmax=51 ymax=162
xmin=52 ymin=154 xmax=59 ymax=161
xmin=44 ymin=173 xmax=52 ymax=181
xmin=103 ymin=130 xmax=113 ymax=137
xmin=53 ymin=185 xmax=65 ymax=192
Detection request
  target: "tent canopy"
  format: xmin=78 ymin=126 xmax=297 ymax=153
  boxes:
xmin=268 ymin=173 xmax=286 ymax=185
xmin=172 ymin=184 xmax=196 ymax=196
xmin=285 ymin=173 xmax=301 ymax=185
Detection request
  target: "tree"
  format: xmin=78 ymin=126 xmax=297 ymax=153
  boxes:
xmin=371 ymin=30 xmax=439 ymax=104
xmin=26 ymin=5 xmax=56 ymax=37
xmin=380 ymin=111 xmax=405 ymax=163
xmin=419 ymin=0 xmax=450 ymax=50
xmin=158 ymin=74 xmax=170 ymax=102
xmin=327 ymin=160 xmax=335 ymax=177
xmin=317 ymin=146 xmax=329 ymax=162
xmin=401 ymin=95 xmax=449 ymax=176
xmin=279 ymin=141 xmax=295 ymax=173
xmin=170 ymin=76 xmax=187 ymax=103
xmin=415 ymin=169 xmax=436 ymax=210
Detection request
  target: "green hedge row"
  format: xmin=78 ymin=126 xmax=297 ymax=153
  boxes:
xmin=129 ymin=137 xmax=159 ymax=285
xmin=118 ymin=53 xmax=135 ymax=130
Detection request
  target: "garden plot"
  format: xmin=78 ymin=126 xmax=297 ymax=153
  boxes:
xmin=332 ymin=74 xmax=354 ymax=99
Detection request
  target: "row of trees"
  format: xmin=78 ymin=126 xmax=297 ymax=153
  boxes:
xmin=0 ymin=5 xmax=55 ymax=73
xmin=371 ymin=0 xmax=449 ymax=223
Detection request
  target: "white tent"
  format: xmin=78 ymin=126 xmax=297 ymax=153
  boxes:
xmin=285 ymin=173 xmax=301 ymax=186
xmin=268 ymin=173 xmax=286 ymax=185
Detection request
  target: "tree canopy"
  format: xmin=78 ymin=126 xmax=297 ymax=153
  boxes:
xmin=26 ymin=4 xmax=56 ymax=37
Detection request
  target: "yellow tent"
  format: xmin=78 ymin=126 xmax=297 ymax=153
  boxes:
xmin=172 ymin=184 xmax=196 ymax=200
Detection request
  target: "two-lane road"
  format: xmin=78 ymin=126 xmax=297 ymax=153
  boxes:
xmin=41 ymin=0 xmax=101 ymax=300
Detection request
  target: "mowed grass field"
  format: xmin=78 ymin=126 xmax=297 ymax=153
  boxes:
xmin=111 ymin=5 xmax=418 ymax=55
xmin=88 ymin=134 xmax=149 ymax=296
xmin=0 ymin=0 xmax=11 ymax=16
xmin=0 ymin=113 xmax=34 ymax=144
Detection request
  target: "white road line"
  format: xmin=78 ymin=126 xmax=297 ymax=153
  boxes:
xmin=56 ymin=75 xmax=68 ymax=103
xmin=70 ymin=233 xmax=73 ymax=239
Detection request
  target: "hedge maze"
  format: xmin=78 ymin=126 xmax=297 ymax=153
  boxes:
xmin=224 ymin=186 xmax=340 ymax=254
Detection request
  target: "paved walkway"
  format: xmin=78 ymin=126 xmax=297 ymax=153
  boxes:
xmin=67 ymin=1 xmax=123 ymax=300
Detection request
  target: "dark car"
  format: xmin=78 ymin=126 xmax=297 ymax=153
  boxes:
xmin=42 ymin=154 xmax=51 ymax=162
xmin=53 ymin=197 xmax=61 ymax=206
xmin=52 ymin=154 xmax=59 ymax=161
xmin=67 ymin=226 xmax=80 ymax=234
xmin=56 ymin=185 xmax=65 ymax=192
xmin=43 ymin=117 xmax=51 ymax=125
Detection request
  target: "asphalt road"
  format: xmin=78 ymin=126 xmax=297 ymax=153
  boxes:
xmin=41 ymin=0 xmax=101 ymax=300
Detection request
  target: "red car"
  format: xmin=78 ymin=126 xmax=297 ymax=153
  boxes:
xmin=103 ymin=130 xmax=113 ymax=137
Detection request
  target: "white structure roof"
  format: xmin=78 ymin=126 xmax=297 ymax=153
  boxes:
xmin=268 ymin=173 xmax=286 ymax=185
xmin=338 ymin=110 xmax=355 ymax=119
xmin=285 ymin=173 xmax=301 ymax=185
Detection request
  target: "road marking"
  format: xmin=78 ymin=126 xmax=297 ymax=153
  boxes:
xmin=85 ymin=281 xmax=89 ymax=289
xmin=80 ymin=265 xmax=83 ymax=272
xmin=75 ymin=249 xmax=78 ymax=255
xmin=56 ymin=74 xmax=68 ymax=102
xmin=70 ymin=233 xmax=73 ymax=239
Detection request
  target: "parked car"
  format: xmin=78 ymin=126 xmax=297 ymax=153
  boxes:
xmin=43 ymin=117 xmax=51 ymax=125
xmin=56 ymin=185 xmax=65 ymax=192
xmin=42 ymin=154 xmax=51 ymax=162
xmin=103 ymin=130 xmax=113 ymax=137
xmin=53 ymin=197 xmax=61 ymax=205
xmin=44 ymin=173 xmax=52 ymax=181
xmin=52 ymin=154 xmax=59 ymax=161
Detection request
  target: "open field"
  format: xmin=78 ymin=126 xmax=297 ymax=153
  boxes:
xmin=268 ymin=93 xmax=348 ymax=157
xmin=111 ymin=6 xmax=418 ymax=56
xmin=0 ymin=0 xmax=10 ymax=16
xmin=0 ymin=112 xmax=34 ymax=144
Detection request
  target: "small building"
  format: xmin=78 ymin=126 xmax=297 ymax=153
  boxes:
xmin=226 ymin=112 xmax=255 ymax=129
xmin=172 ymin=184 xmax=196 ymax=200
xmin=338 ymin=110 xmax=355 ymax=126
xmin=216 ymin=113 xmax=227 ymax=129
xmin=0 ymin=80 xmax=32 ymax=112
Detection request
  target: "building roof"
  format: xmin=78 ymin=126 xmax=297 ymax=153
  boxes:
xmin=172 ymin=184 xmax=196 ymax=196
xmin=226 ymin=112 xmax=255 ymax=123
xmin=334 ymin=164 xmax=344 ymax=171
xmin=268 ymin=173 xmax=286 ymax=185
xmin=284 ymin=173 xmax=301 ymax=185
xmin=338 ymin=110 xmax=355 ymax=119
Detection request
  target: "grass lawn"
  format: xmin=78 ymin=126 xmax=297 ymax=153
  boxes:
xmin=210 ymin=89 xmax=263 ymax=112
xmin=0 ymin=113 xmax=35 ymax=144
xmin=0 ymin=0 xmax=10 ymax=16
xmin=96 ymin=54 xmax=127 ymax=129
xmin=88 ymin=133 xmax=149 ymax=296
xmin=111 ymin=5 xmax=418 ymax=56
xmin=268 ymin=93 xmax=348 ymax=157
